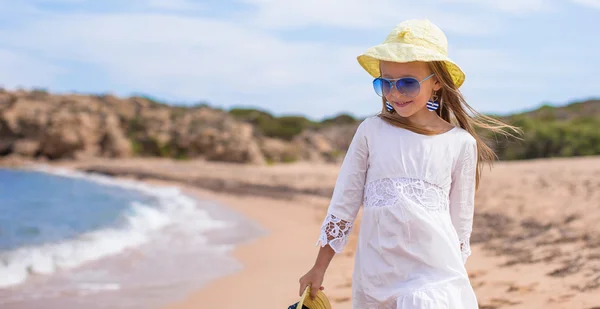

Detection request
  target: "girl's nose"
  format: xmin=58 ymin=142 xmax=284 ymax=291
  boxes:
xmin=387 ymin=86 xmax=404 ymax=99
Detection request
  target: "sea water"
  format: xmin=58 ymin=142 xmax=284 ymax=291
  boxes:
xmin=0 ymin=166 xmax=265 ymax=309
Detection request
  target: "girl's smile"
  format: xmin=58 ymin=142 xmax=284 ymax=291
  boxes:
xmin=392 ymin=100 xmax=413 ymax=108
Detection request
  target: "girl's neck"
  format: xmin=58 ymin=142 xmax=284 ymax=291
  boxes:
xmin=407 ymin=108 xmax=452 ymax=132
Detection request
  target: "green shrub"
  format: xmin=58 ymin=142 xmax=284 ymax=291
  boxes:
xmin=491 ymin=115 xmax=600 ymax=160
xmin=229 ymin=108 xmax=320 ymax=140
xmin=321 ymin=114 xmax=357 ymax=126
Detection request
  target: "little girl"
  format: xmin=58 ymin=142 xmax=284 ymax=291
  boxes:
xmin=298 ymin=19 xmax=521 ymax=308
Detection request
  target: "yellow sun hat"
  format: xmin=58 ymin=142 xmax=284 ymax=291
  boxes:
xmin=288 ymin=286 xmax=332 ymax=309
xmin=357 ymin=19 xmax=466 ymax=88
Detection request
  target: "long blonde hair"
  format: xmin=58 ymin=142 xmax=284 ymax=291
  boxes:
xmin=378 ymin=61 xmax=523 ymax=189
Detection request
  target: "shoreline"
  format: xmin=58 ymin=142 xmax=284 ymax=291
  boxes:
xmin=2 ymin=156 xmax=600 ymax=308
xmin=152 ymin=181 xmax=355 ymax=309
xmin=75 ymin=170 xmax=358 ymax=308
xmin=0 ymin=164 xmax=268 ymax=309
xmin=1 ymin=160 xmax=356 ymax=309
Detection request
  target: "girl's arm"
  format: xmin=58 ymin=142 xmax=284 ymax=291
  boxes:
xmin=313 ymin=245 xmax=336 ymax=272
xmin=449 ymin=138 xmax=478 ymax=264
xmin=300 ymin=119 xmax=369 ymax=298
xmin=315 ymin=119 xmax=369 ymax=254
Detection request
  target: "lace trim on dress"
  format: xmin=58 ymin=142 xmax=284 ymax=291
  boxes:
xmin=363 ymin=177 xmax=448 ymax=211
xmin=316 ymin=213 xmax=353 ymax=253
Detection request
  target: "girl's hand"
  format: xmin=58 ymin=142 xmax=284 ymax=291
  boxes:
xmin=298 ymin=266 xmax=326 ymax=299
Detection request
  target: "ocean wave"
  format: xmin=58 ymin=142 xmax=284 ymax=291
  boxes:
xmin=0 ymin=166 xmax=231 ymax=288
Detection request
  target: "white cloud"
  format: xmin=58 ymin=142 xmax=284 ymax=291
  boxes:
xmin=441 ymin=0 xmax=551 ymax=13
xmin=0 ymin=7 xmax=560 ymax=118
xmin=239 ymin=0 xmax=503 ymax=36
xmin=0 ymin=0 xmax=204 ymax=13
xmin=0 ymin=12 xmax=373 ymax=118
xmin=571 ymin=0 xmax=600 ymax=8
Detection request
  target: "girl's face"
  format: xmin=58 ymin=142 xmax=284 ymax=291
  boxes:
xmin=379 ymin=61 xmax=441 ymax=118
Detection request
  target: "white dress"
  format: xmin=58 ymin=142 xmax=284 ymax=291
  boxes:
xmin=317 ymin=116 xmax=479 ymax=309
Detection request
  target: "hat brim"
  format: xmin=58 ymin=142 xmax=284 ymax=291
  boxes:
xmin=357 ymin=42 xmax=465 ymax=88
xmin=297 ymin=286 xmax=332 ymax=309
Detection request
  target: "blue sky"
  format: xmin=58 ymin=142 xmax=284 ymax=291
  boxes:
xmin=0 ymin=0 xmax=599 ymax=120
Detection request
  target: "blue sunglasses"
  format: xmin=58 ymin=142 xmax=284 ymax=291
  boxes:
xmin=373 ymin=73 xmax=435 ymax=98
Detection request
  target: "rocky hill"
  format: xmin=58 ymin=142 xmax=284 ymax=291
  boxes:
xmin=0 ymin=89 xmax=358 ymax=165
xmin=1 ymin=89 xmax=598 ymax=164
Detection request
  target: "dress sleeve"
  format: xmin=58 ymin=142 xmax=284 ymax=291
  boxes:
xmin=316 ymin=119 xmax=370 ymax=253
xmin=449 ymin=138 xmax=477 ymax=264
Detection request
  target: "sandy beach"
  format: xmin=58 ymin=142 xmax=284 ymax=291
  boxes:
xmin=154 ymin=183 xmax=356 ymax=309
xmin=159 ymin=156 xmax=600 ymax=309
xmin=3 ymin=155 xmax=600 ymax=309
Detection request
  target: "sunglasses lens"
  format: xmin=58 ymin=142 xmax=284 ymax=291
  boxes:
xmin=373 ymin=78 xmax=390 ymax=97
xmin=396 ymin=78 xmax=420 ymax=97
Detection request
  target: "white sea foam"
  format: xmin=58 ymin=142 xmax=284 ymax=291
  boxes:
xmin=0 ymin=166 xmax=231 ymax=288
